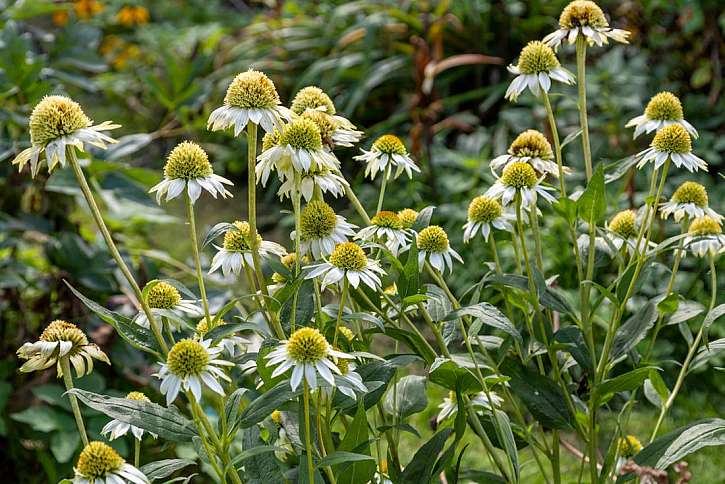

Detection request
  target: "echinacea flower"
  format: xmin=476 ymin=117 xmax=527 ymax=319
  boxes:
xmin=355 ymin=211 xmax=412 ymax=255
xmin=685 ymin=216 xmax=725 ymax=258
xmin=294 ymin=200 xmax=357 ymax=259
xmin=289 ymin=86 xmax=361 ymax=144
xmin=543 ymin=0 xmax=630 ymax=49
xmin=17 ymin=320 xmax=109 ymax=377
xmin=149 ymin=141 xmax=233 ymax=204
xmin=156 ymin=339 xmax=233 ymax=405
xmin=195 ymin=318 xmax=249 ymax=358
xmin=354 ymin=134 xmax=420 ymax=180
xmin=626 ymin=91 xmax=698 ymax=139
xmin=605 ymin=209 xmax=653 ymax=254
xmin=437 ymin=391 xmax=502 ymax=424
xmin=659 ymin=181 xmax=721 ymax=223
xmin=618 ymin=435 xmax=643 ymax=458
xmin=11 ymin=95 xmax=119 ymax=178
xmin=505 ymin=41 xmax=575 ymax=102
xmin=328 ymin=356 xmax=367 ymax=400
xmin=73 ymin=441 xmax=148 ymax=484
xmin=101 ymin=392 xmax=158 ymax=441
xmin=277 ymin=166 xmax=348 ymax=202
xmin=265 ymin=326 xmax=353 ymax=391
xmin=463 ymin=196 xmax=513 ymax=243
xmin=304 ymin=242 xmax=385 ymax=290
xmin=486 ymin=161 xmax=557 ymax=210
xmin=209 ymin=221 xmax=286 ymax=276
xmin=490 ymin=130 xmax=566 ymax=178
xmin=134 ymin=281 xmax=202 ymax=330
xmin=269 ymin=253 xmax=303 ymax=293
xmin=635 ymin=124 xmax=706 ymax=172
xmin=301 ymin=109 xmax=363 ymax=148
xmin=207 ymin=69 xmax=291 ymax=135
xmin=397 ymin=208 xmax=419 ymax=230
xmin=417 ymin=225 xmax=463 ymax=274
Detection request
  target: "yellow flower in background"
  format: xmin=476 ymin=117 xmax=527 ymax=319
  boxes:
xmin=112 ymin=45 xmax=142 ymax=69
xmin=116 ymin=5 xmax=150 ymax=27
xmin=74 ymin=0 xmax=104 ymax=20
xmin=52 ymin=9 xmax=70 ymax=26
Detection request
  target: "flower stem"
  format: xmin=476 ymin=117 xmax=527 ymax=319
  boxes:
xmin=342 ymin=179 xmax=372 ymax=225
xmin=134 ymin=438 xmax=141 ymax=468
xmin=290 ymin=171 xmax=304 ymax=334
xmin=303 ymin=380 xmax=315 ymax=484
xmin=67 ymin=150 xmax=168 ymax=354
xmin=541 ymin=90 xmax=566 ymax=196
xmin=575 ymin=36 xmax=593 ymax=181
xmin=376 ymin=165 xmax=391 ymax=213
xmin=60 ymin=356 xmax=88 ymax=446
xmin=185 ymin=192 xmax=213 ymax=327
xmin=333 ymin=278 xmax=349 ymax=347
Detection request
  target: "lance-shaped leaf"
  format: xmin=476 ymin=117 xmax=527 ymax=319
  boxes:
xmin=611 ymin=300 xmax=658 ymax=362
xmin=443 ymin=302 xmax=521 ymax=343
xmin=141 ymin=459 xmax=195 ymax=481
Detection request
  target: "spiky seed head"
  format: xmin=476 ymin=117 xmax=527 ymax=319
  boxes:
xmin=280 ymin=118 xmax=323 ymax=151
xmin=501 ymin=162 xmax=537 ymax=188
xmin=40 ymin=320 xmax=88 ymax=348
xmin=652 ymin=124 xmax=691 ymax=154
xmin=29 ymin=95 xmax=92 ymax=146
xmin=559 ymin=1 xmax=608 ymax=29
xmin=618 ymin=435 xmax=643 ymax=458
xmin=262 ymin=129 xmax=281 ymax=151
xmin=417 ymin=225 xmax=450 ymax=253
xmin=371 ymin=211 xmax=403 ymax=229
xmin=372 ymin=134 xmax=407 ymax=155
xmin=397 ymin=208 xmax=418 ymax=229
xmin=271 ymin=410 xmax=283 ymax=426
xmin=688 ymin=216 xmax=722 ymax=236
xmin=300 ymin=200 xmax=337 ymax=240
xmin=329 ymin=242 xmax=367 ymax=271
xmin=468 ymin=196 xmax=503 ymax=223
xmin=301 ymin=110 xmax=337 ymax=142
xmin=195 ymin=318 xmax=210 ymax=336
xmin=644 ymin=92 xmax=683 ymax=121
xmin=290 ymin=86 xmax=336 ymax=115
xmin=76 ymin=441 xmax=124 ymax=479
xmin=164 ymin=141 xmax=213 ymax=180
xmin=223 ymin=221 xmax=262 ymax=251
xmin=167 ymin=339 xmax=209 ymax=377
xmin=671 ymin=181 xmax=708 ymax=207
xmin=223 ymin=70 xmax=280 ymax=109
xmin=126 ymin=391 xmax=150 ymax=402
xmin=609 ymin=210 xmax=637 ymax=239
xmin=286 ymin=327 xmax=329 ymax=363
xmin=337 ymin=326 xmax=355 ymax=342
xmin=508 ymin=129 xmax=554 ymax=160
xmin=517 ymin=41 xmax=560 ymax=75
xmin=146 ymin=282 xmax=181 ymax=309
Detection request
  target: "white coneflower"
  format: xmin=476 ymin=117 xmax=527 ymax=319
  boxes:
xmin=73 ymin=441 xmax=148 ymax=484
xmin=265 ymin=326 xmax=353 ymax=391
xmin=505 ymin=41 xmax=575 ymax=102
xmin=660 ymin=181 xmax=721 ymax=223
xmin=207 ymin=69 xmax=292 ymax=135
xmin=605 ymin=209 xmax=653 ymax=254
xmin=294 ymin=200 xmax=357 ymax=259
xmin=354 ymin=134 xmax=420 ymax=180
xmin=134 ymin=281 xmax=202 ymax=330
xmin=290 ymin=86 xmax=362 ymax=147
xmin=195 ymin=318 xmax=249 ymax=358
xmin=543 ymin=0 xmax=630 ymax=49
xmin=635 ymin=124 xmax=706 ymax=172
xmin=149 ymin=141 xmax=233 ymax=204
xmin=490 ymin=130 xmax=565 ymax=178
xmin=17 ymin=320 xmax=109 ymax=377
xmin=209 ymin=221 xmax=286 ymax=276
xmin=355 ymin=211 xmax=412 ymax=256
xmin=397 ymin=208 xmax=419 ymax=230
xmin=463 ymin=196 xmax=513 ymax=243
xmin=486 ymin=161 xmax=557 ymax=210
xmin=12 ymin=95 xmax=119 ymax=178
xmin=304 ymin=242 xmax=385 ymax=290
xmin=437 ymin=391 xmax=503 ymax=424
xmin=269 ymin=253 xmax=302 ymax=293
xmin=156 ymin=339 xmax=233 ymax=405
xmin=101 ymin=392 xmax=158 ymax=441
xmin=417 ymin=225 xmax=463 ymax=274
xmin=685 ymin=216 xmax=725 ymax=258
xmin=328 ymin=357 xmax=367 ymax=400
xmin=300 ymin=109 xmax=363 ymax=149
xmin=626 ymin=91 xmax=698 ymax=139
xmin=277 ymin=166 xmax=348 ymax=202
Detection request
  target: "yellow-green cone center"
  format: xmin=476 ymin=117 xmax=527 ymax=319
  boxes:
xmin=290 ymin=86 xmax=336 ymax=115
xmin=619 ymin=435 xmax=643 ymax=458
xmin=281 ymin=118 xmax=323 ymax=151
xmin=501 ymin=162 xmax=537 ymax=188
xmin=559 ymin=0 xmax=608 ymax=29
xmin=397 ymin=209 xmax=418 ymax=229
xmin=29 ymin=95 xmax=92 ymax=146
xmin=76 ymin=441 xmax=124 ymax=478
xmin=146 ymin=282 xmax=181 ymax=309
xmin=609 ymin=210 xmax=637 ymax=239
xmin=334 ymin=355 xmax=349 ymax=375
xmin=671 ymin=181 xmax=708 ymax=206
xmin=301 ymin=110 xmax=337 ymax=141
xmin=468 ymin=196 xmax=503 ymax=223
xmin=224 ymin=70 xmax=280 ymax=109
xmin=372 ymin=134 xmax=406 ymax=155
xmin=509 ymin=130 xmax=553 ymax=159
xmin=329 ymin=242 xmax=367 ymax=271
xmin=517 ymin=41 xmax=560 ymax=75
xmin=644 ymin=92 xmax=683 ymax=121
xmin=652 ymin=124 xmax=691 ymax=154
xmin=223 ymin=221 xmax=262 ymax=251
xmin=688 ymin=216 xmax=722 ymax=236
xmin=40 ymin=320 xmax=88 ymax=349
xmin=167 ymin=339 xmax=209 ymax=377
xmin=300 ymin=201 xmax=337 ymax=240
xmin=337 ymin=326 xmax=354 ymax=342
xmin=286 ymin=327 xmax=329 ymax=363
xmin=164 ymin=141 xmax=213 ymax=180
xmin=417 ymin=225 xmax=450 ymax=253
xmin=371 ymin=211 xmax=403 ymax=229
xmin=262 ymin=129 xmax=281 ymax=151
xmin=126 ymin=391 xmax=150 ymax=402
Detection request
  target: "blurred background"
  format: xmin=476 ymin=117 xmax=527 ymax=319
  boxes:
xmin=0 ymin=0 xmax=723 ymax=481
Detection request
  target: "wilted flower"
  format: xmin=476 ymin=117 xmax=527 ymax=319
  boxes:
xmin=134 ymin=281 xmax=202 ymax=330
xmin=355 ymin=211 xmax=412 ymax=255
xmin=490 ymin=130 xmax=565 ymax=178
xmin=635 ymin=124 xmax=706 ymax=172
xmin=265 ymin=327 xmax=353 ymax=391
xmin=437 ymin=391 xmax=503 ymax=424
xmin=486 ymin=161 xmax=557 ymax=210
xmin=101 ymin=392 xmax=158 ymax=441
xmin=17 ymin=320 xmax=109 ymax=377
xmin=626 ymin=92 xmax=698 ymax=139
xmin=685 ymin=216 xmax=724 ymax=258
xmin=463 ymin=196 xmax=513 ymax=243
xmin=294 ymin=201 xmax=357 ymax=259
xmin=73 ymin=441 xmax=148 ymax=484
xmin=505 ymin=41 xmax=575 ymax=101
xmin=543 ymin=0 xmax=630 ymax=49
xmin=397 ymin=208 xmax=419 ymax=230
xmin=417 ymin=225 xmax=463 ymax=274
xmin=149 ymin=141 xmax=233 ymax=204
xmin=12 ymin=96 xmax=119 ymax=178
xmin=354 ymin=134 xmax=420 ymax=180
xmin=208 ymin=69 xmax=291 ymax=135
xmin=277 ymin=166 xmax=348 ymax=202
xmin=304 ymin=242 xmax=385 ymax=290
xmin=660 ymin=181 xmax=721 ymax=223
xmin=209 ymin=221 xmax=286 ymax=276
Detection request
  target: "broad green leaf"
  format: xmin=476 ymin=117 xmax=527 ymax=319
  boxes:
xmin=596 ymin=367 xmax=658 ymax=405
xmin=384 ymin=375 xmax=427 ymax=418
xmin=412 ymin=206 xmax=435 ymax=231
xmin=336 ymin=360 xmax=396 ymax=412
xmin=50 ymin=431 xmax=80 ymax=463
xmin=239 ymin=426 xmax=285 ymax=484
xmin=577 ymin=164 xmax=606 ymax=224
xmin=11 ymin=406 xmax=74 ymax=433
xmin=689 ymin=338 xmax=725 ymax=373
xmin=488 ymin=273 xmax=575 ymax=316
xmin=140 ymin=459 xmax=195 ymax=481
xmin=380 ymin=327 xmax=436 ymax=364
xmin=399 ymin=428 xmax=452 ymax=484
xmin=443 ymin=302 xmax=521 ymax=342
xmin=239 ymin=381 xmax=298 ymax=428
xmin=667 ymin=300 xmax=704 ymax=326
xmin=554 ymin=326 xmax=594 ymax=374
xmin=426 ymin=284 xmax=453 ymax=322
xmin=225 ymin=388 xmax=248 ymax=435
xmin=428 ymin=358 xmax=482 ymax=393
xmin=611 ymin=300 xmax=657 ymax=361
xmin=493 ymin=409 xmax=519 ymax=482
xmin=397 ymin=237 xmax=420 ymax=299
xmin=336 ymin=402 xmax=375 ymax=484
xmin=316 ymin=451 xmax=375 ymax=469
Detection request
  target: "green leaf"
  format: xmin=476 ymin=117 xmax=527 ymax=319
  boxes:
xmin=689 ymin=338 xmax=725 ymax=373
xmin=230 ymin=445 xmax=287 ymax=467
xmin=577 ymin=164 xmax=606 ymax=224
xmin=703 ymin=304 xmax=725 ymax=341
xmin=667 ymin=300 xmax=704 ymax=326
xmin=239 ymin=426 xmax=285 ymax=484
xmin=381 ymin=327 xmax=437 ymax=364
xmin=205 ymin=322 xmax=258 ymax=343
xmin=488 ymin=273 xmax=575 ymax=316
xmin=336 ymin=402 xmax=376 ymax=484
xmin=239 ymin=381 xmax=298 ymax=428
xmin=554 ymin=327 xmax=594 ymax=374
xmin=384 ymin=375 xmax=427 ymax=418
xmin=611 ymin=300 xmax=657 ymax=361
xmin=225 ymin=388 xmax=248 ymax=435
xmin=50 ymin=431 xmax=80 ymax=463
xmin=399 ymin=428 xmax=452 ymax=484
xmin=428 ymin=358 xmax=482 ymax=393
xmin=443 ymin=302 xmax=521 ymax=342
xmin=493 ymin=409 xmax=519 ymax=482
xmin=336 ymin=360 xmax=396 ymax=412
xmin=66 ymin=389 xmax=197 ymax=442
xmin=656 ymin=293 xmax=679 ymax=315
xmin=397 ymin=237 xmax=420 ymax=299
xmin=596 ymin=367 xmax=658 ymax=405
xmin=317 ymin=451 xmax=375 ymax=469
xmin=11 ymin=406 xmax=73 ymax=433
xmin=426 ymin=284 xmax=453 ymax=321
xmin=140 ymin=459 xmax=195 ymax=481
